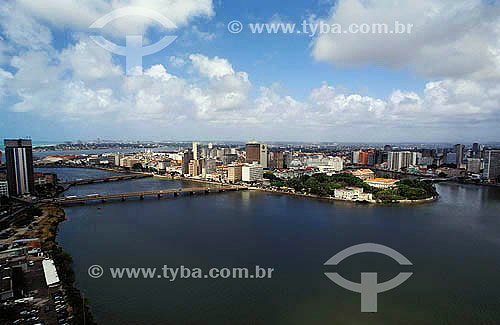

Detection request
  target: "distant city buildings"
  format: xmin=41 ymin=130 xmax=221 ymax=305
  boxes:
xmin=4 ymin=139 xmax=35 ymax=196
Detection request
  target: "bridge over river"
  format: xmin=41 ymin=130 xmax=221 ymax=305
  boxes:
xmin=53 ymin=186 xmax=248 ymax=204
xmin=60 ymin=174 xmax=152 ymax=187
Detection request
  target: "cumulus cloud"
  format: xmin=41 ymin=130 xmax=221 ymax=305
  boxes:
xmin=189 ymin=54 xmax=235 ymax=79
xmin=311 ymin=0 xmax=500 ymax=81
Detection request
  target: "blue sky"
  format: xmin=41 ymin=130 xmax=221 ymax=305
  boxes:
xmin=0 ymin=0 xmax=499 ymax=143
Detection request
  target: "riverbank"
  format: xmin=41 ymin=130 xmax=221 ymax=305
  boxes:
xmin=38 ymin=203 xmax=96 ymax=325
xmin=251 ymin=187 xmax=438 ymax=205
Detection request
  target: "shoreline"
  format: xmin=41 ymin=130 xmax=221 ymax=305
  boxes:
xmin=38 ymin=203 xmax=96 ymax=325
xmin=251 ymin=187 xmax=438 ymax=205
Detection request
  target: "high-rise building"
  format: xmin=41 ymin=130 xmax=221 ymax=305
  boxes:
xmin=472 ymin=143 xmax=480 ymax=158
xmin=192 ymin=142 xmax=200 ymax=160
xmin=467 ymin=158 xmax=481 ymax=174
xmin=245 ymin=141 xmax=261 ymax=163
xmin=181 ymin=149 xmax=193 ymax=175
xmin=455 ymin=144 xmax=464 ymax=167
xmin=483 ymin=150 xmax=500 ymax=181
xmin=189 ymin=159 xmax=202 ymax=177
xmin=388 ymin=151 xmax=413 ymax=170
xmin=4 ymin=139 xmax=35 ymax=196
xmin=228 ymin=164 xmax=243 ymax=182
xmin=245 ymin=141 xmax=267 ymax=168
xmin=242 ymin=163 xmax=264 ymax=182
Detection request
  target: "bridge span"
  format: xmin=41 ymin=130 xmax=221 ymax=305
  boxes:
xmin=55 ymin=186 xmax=247 ymax=204
xmin=61 ymin=174 xmax=152 ymax=186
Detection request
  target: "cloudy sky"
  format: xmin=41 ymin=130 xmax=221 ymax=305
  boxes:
xmin=0 ymin=0 xmax=499 ymax=143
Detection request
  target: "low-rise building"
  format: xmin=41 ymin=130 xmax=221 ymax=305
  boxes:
xmin=365 ymin=178 xmax=400 ymax=189
xmin=334 ymin=187 xmax=373 ymax=201
xmin=352 ymin=169 xmax=376 ymax=180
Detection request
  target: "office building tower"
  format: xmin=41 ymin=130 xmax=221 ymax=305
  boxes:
xmin=245 ymin=141 xmax=267 ymax=168
xmin=182 ymin=149 xmax=193 ymax=175
xmin=455 ymin=144 xmax=464 ymax=167
xmin=472 ymin=143 xmax=480 ymax=158
xmin=483 ymin=150 xmax=500 ymax=181
xmin=4 ymin=139 xmax=35 ymax=196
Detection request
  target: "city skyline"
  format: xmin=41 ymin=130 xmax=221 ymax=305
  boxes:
xmin=1 ymin=0 xmax=499 ymax=142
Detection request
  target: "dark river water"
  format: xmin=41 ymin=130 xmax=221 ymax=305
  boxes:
xmin=48 ymin=168 xmax=500 ymax=325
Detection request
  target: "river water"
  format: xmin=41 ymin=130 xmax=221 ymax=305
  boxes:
xmin=50 ymin=168 xmax=500 ymax=325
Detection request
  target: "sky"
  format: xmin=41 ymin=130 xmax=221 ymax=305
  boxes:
xmin=0 ymin=0 xmax=499 ymax=143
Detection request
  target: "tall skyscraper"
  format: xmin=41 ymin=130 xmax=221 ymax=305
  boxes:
xmin=246 ymin=141 xmax=267 ymax=168
xmin=483 ymin=150 xmax=500 ymax=181
xmin=4 ymin=139 xmax=35 ymax=196
xmin=245 ymin=141 xmax=261 ymax=163
xmin=181 ymin=149 xmax=193 ymax=175
xmin=455 ymin=144 xmax=464 ymax=167
xmin=472 ymin=143 xmax=480 ymax=158
xmin=192 ymin=142 xmax=200 ymax=160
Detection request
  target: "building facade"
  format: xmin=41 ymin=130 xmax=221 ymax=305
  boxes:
xmin=228 ymin=165 xmax=243 ymax=182
xmin=4 ymin=139 xmax=35 ymax=196
xmin=483 ymin=150 xmax=500 ymax=181
xmin=242 ymin=163 xmax=263 ymax=182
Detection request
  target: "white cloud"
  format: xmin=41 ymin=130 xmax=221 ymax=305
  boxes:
xmin=312 ymin=0 xmax=500 ymax=81
xmin=189 ymin=54 xmax=235 ymax=79
xmin=169 ymin=56 xmax=186 ymax=68
xmin=15 ymin=0 xmax=215 ymax=36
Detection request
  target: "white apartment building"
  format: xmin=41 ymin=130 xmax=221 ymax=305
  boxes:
xmin=242 ymin=163 xmax=264 ymax=182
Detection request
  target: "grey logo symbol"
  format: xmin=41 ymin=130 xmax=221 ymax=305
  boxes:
xmin=89 ymin=7 xmax=178 ymax=76
xmin=324 ymin=243 xmax=413 ymax=313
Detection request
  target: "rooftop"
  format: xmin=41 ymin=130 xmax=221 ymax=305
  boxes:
xmin=366 ymin=178 xmax=400 ymax=184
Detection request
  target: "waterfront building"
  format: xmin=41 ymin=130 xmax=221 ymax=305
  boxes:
xmin=483 ymin=150 xmax=500 ymax=181
xmin=334 ymin=187 xmax=373 ymax=201
xmin=365 ymin=178 xmax=400 ymax=189
xmin=182 ymin=149 xmax=193 ymax=175
xmin=242 ymin=163 xmax=264 ymax=182
xmin=228 ymin=164 xmax=243 ymax=182
xmin=189 ymin=159 xmax=202 ymax=177
xmin=467 ymin=158 xmax=481 ymax=174
xmin=4 ymin=139 xmax=35 ymax=196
